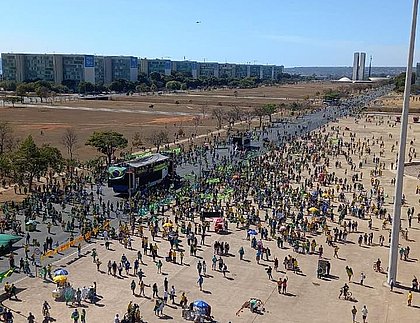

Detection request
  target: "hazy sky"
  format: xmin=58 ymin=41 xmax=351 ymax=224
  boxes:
xmin=2 ymin=0 xmax=419 ymax=67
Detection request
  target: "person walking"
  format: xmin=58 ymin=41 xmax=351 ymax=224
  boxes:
xmin=360 ymin=272 xmax=366 ymax=286
xmin=170 ymin=285 xmax=176 ymax=304
xmin=130 ymin=280 xmax=136 ymax=295
xmin=27 ymin=312 xmax=35 ymax=323
xmin=71 ymin=309 xmax=80 ymax=323
xmin=282 ymin=276 xmax=288 ymax=294
xmin=139 ymin=280 xmax=146 ymax=297
xmin=333 ymin=245 xmax=339 ymax=258
xmin=238 ymin=247 xmax=244 ymax=260
xmin=361 ymin=305 xmax=368 ymax=323
xmin=156 ymin=260 xmax=162 ymax=274
xmin=81 ymin=309 xmax=86 ymax=323
xmin=197 ymin=275 xmax=204 ymax=291
xmin=351 ymin=306 xmax=357 ymax=323
xmin=408 ymin=290 xmax=413 ymax=306
xmin=266 ymin=266 xmax=273 ymax=280
xmin=345 ymin=266 xmax=353 ymax=282
xmin=152 ymin=283 xmax=158 ymax=298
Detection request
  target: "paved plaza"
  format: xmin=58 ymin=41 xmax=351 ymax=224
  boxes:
xmin=2 ymin=98 xmax=420 ymax=322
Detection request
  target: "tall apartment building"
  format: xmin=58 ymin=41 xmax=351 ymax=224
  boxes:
xmin=198 ymin=62 xmax=219 ymax=78
xmin=352 ymin=52 xmax=366 ymax=81
xmin=140 ymin=59 xmax=172 ymax=76
xmin=235 ymin=64 xmax=248 ymax=79
xmin=218 ymin=63 xmax=236 ymax=78
xmin=1 ymin=53 xmax=138 ymax=85
xmin=171 ymin=61 xmax=198 ymax=78
xmin=1 ymin=52 xmax=285 ymax=84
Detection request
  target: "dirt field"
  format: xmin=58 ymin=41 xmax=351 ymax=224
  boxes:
xmin=0 ymin=82 xmax=354 ymax=161
xmin=368 ymin=92 xmax=420 ymax=114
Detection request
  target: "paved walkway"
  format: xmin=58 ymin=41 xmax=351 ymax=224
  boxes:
xmin=2 ymin=113 xmax=420 ymax=323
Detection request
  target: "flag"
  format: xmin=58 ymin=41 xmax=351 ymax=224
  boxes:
xmin=0 ymin=268 xmax=14 ymax=283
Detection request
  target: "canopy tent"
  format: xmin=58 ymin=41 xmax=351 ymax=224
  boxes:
xmin=0 ymin=234 xmax=22 ymax=248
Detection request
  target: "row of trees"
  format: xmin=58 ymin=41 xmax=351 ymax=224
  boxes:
xmin=1 ymin=72 xmax=304 ymax=97
xmin=211 ymin=103 xmax=288 ymax=130
xmin=0 ymin=122 xmax=174 ymax=191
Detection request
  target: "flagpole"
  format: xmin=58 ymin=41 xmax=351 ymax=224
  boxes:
xmin=387 ymin=0 xmax=418 ymax=285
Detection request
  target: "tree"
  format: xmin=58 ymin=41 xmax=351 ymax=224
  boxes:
xmin=5 ymin=97 xmax=20 ymax=107
xmin=40 ymin=145 xmax=63 ymax=172
xmin=0 ymin=81 xmax=17 ymax=91
xmin=0 ymin=153 xmax=12 ymax=178
xmin=16 ymin=84 xmax=27 ymax=101
xmin=36 ymin=86 xmax=50 ymax=103
xmin=78 ymin=81 xmax=95 ymax=94
xmin=61 ymin=128 xmax=78 ymax=179
xmin=192 ymin=116 xmax=201 ymax=135
xmin=262 ymin=104 xmax=278 ymax=123
xmin=0 ymin=122 xmax=13 ymax=155
xmin=150 ymin=84 xmax=158 ymax=93
xmin=86 ymin=131 xmax=128 ymax=164
xmin=13 ymin=136 xmax=62 ymax=190
xmin=224 ymin=110 xmax=237 ymax=129
xmin=147 ymin=130 xmax=169 ymax=152
xmin=166 ymin=81 xmax=182 ymax=91
xmin=132 ymin=132 xmax=144 ymax=149
xmin=61 ymin=128 xmax=78 ymax=161
xmin=212 ymin=107 xmax=224 ymax=129
xmin=135 ymin=83 xmax=149 ymax=93
xmin=290 ymin=102 xmax=302 ymax=111
xmin=253 ymin=106 xmax=266 ymax=128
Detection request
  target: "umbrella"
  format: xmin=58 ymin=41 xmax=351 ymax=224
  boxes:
xmin=163 ymin=222 xmax=173 ymax=228
xmin=54 ymin=269 xmax=69 ymax=276
xmin=309 ymin=207 xmax=319 ymax=213
xmin=53 ymin=275 xmax=67 ymax=283
xmin=193 ymin=300 xmax=210 ymax=309
xmin=247 ymin=229 xmax=257 ymax=235
xmin=25 ymin=220 xmax=38 ymax=225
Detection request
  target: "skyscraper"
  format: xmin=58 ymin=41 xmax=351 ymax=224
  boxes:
xmin=352 ymin=53 xmax=359 ymax=81
xmin=352 ymin=52 xmax=366 ymax=81
xmin=358 ymin=52 xmax=366 ymax=81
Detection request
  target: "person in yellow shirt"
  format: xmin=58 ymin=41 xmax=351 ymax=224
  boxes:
xmin=408 ymin=290 xmax=413 ymax=306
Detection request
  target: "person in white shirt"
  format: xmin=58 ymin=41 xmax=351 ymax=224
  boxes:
xmin=361 ymin=305 xmax=368 ymax=323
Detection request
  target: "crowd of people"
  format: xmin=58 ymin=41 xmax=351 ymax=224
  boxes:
xmin=1 ymin=85 xmax=417 ymax=322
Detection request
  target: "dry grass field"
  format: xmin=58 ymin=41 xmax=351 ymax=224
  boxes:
xmin=0 ymin=82 xmax=353 ymax=161
xmin=368 ymin=92 xmax=420 ymax=114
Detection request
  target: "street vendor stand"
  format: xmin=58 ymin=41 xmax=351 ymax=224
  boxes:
xmin=182 ymin=300 xmax=212 ymax=322
xmin=25 ymin=220 xmax=38 ymax=232
xmin=317 ymin=259 xmax=330 ymax=278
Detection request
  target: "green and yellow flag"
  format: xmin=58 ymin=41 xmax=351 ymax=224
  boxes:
xmin=0 ymin=268 xmax=14 ymax=283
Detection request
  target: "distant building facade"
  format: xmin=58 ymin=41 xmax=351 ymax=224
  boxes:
xmin=1 ymin=52 xmax=284 ymax=84
xmin=1 ymin=53 xmax=138 ymax=85
xmin=352 ymin=52 xmax=366 ymax=81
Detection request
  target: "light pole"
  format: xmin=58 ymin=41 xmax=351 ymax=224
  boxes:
xmin=388 ymin=0 xmax=418 ymax=285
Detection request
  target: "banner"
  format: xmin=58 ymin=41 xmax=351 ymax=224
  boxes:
xmin=0 ymin=268 xmax=14 ymax=283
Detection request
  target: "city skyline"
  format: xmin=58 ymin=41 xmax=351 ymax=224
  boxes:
xmin=1 ymin=0 xmax=419 ymax=67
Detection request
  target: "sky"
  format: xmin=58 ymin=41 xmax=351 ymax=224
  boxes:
xmin=1 ymin=0 xmax=419 ymax=67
